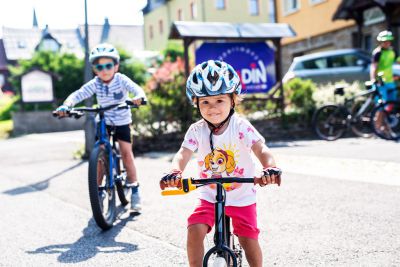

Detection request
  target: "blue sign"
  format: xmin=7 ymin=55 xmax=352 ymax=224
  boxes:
xmin=196 ymin=42 xmax=276 ymax=94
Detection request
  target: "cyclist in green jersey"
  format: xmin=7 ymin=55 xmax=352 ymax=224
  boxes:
xmin=370 ymin=30 xmax=400 ymax=138
xmin=370 ymin=30 xmax=400 ymax=101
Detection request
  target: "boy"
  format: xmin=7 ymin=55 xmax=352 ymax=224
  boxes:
xmin=56 ymin=43 xmax=146 ymax=212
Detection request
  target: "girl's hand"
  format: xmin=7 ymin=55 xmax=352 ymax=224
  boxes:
xmin=260 ymin=167 xmax=282 ymax=186
xmin=160 ymin=169 xmax=182 ymax=188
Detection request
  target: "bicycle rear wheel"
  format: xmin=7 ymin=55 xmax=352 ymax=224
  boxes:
xmin=88 ymin=146 xmax=116 ymax=230
xmin=350 ymin=100 xmax=374 ymax=138
xmin=312 ymin=104 xmax=347 ymax=141
xmin=371 ymin=101 xmax=400 ymax=141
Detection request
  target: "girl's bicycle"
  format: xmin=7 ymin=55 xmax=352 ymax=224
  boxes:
xmin=159 ymin=170 xmax=281 ymax=267
xmin=53 ymin=99 xmax=145 ymax=230
xmin=312 ymin=81 xmax=382 ymax=141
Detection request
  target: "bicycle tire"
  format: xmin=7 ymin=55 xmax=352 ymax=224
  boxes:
xmin=312 ymin=104 xmax=347 ymax=141
xmin=350 ymin=100 xmax=374 ymax=138
xmin=370 ymin=101 xmax=400 ymax=141
xmin=88 ymin=146 xmax=116 ymax=230
xmin=114 ymin=147 xmax=130 ymax=206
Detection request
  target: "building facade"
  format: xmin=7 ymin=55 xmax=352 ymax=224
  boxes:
xmin=275 ymin=0 xmax=387 ymax=72
xmin=143 ymin=0 xmax=274 ymax=51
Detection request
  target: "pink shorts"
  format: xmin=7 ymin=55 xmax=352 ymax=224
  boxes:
xmin=187 ymin=199 xmax=260 ymax=240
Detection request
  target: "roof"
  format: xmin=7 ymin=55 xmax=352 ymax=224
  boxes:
xmin=169 ymin=21 xmax=296 ymax=40
xmin=2 ymin=24 xmax=144 ymax=62
xmin=2 ymin=27 xmax=83 ymax=61
xmin=78 ymin=24 xmax=144 ymax=55
xmin=333 ymin=0 xmax=400 ymax=21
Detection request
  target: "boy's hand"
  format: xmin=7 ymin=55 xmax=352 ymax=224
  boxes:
xmin=161 ymin=169 xmax=182 ymax=188
xmin=55 ymin=105 xmax=70 ymax=117
xmin=260 ymin=167 xmax=282 ymax=186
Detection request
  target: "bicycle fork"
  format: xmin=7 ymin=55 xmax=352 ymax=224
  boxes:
xmin=203 ymin=183 xmax=237 ymax=267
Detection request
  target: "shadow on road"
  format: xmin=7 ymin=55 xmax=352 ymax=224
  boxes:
xmin=27 ymin=207 xmax=139 ymax=263
xmin=2 ymin=161 xmax=85 ymax=196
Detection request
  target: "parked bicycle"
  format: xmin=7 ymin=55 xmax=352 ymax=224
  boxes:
xmin=312 ymin=80 xmax=383 ymax=141
xmin=160 ymin=169 xmax=281 ymax=267
xmin=53 ymin=99 xmax=145 ymax=230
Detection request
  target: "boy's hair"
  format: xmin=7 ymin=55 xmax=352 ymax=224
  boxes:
xmin=92 ymin=57 xmax=119 ymax=66
xmin=191 ymin=93 xmax=242 ymax=107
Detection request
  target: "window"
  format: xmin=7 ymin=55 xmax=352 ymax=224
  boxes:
xmin=283 ymin=0 xmax=299 ymax=15
xmin=149 ymin=25 xmax=153 ymax=39
xmin=39 ymin=39 xmax=60 ymax=52
xmin=216 ymin=0 xmax=225 ymax=10
xmin=17 ymin=40 xmax=27 ymax=49
xmin=297 ymin=57 xmax=328 ymax=70
xmin=159 ymin=20 xmax=163 ymax=34
xmin=190 ymin=2 xmax=197 ymax=19
xmin=363 ymin=7 xmax=385 ymax=26
xmin=249 ymin=0 xmax=259 ymax=15
xmin=364 ymin=35 xmax=372 ymax=52
xmin=309 ymin=0 xmax=325 ymax=5
xmin=330 ymin=54 xmax=359 ymax=68
xmin=177 ymin=9 xmax=183 ymax=20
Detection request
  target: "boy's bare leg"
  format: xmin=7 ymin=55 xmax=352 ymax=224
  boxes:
xmin=238 ymin=236 xmax=263 ymax=267
xmin=187 ymin=224 xmax=208 ymax=267
xmin=118 ymin=140 xmax=137 ymax=183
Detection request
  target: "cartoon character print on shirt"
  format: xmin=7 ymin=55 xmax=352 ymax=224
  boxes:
xmin=201 ymin=147 xmax=243 ymax=192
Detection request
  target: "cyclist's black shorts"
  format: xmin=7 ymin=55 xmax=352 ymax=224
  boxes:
xmin=96 ymin=124 xmax=132 ymax=143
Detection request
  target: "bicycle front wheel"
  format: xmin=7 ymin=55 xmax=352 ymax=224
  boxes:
xmin=371 ymin=101 xmax=400 ymax=141
xmin=114 ymin=148 xmax=130 ymax=206
xmin=350 ymin=100 xmax=374 ymax=138
xmin=312 ymin=104 xmax=347 ymax=141
xmin=88 ymin=146 xmax=116 ymax=230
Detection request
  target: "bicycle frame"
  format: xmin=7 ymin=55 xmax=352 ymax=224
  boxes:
xmin=95 ymin=110 xmax=118 ymax=190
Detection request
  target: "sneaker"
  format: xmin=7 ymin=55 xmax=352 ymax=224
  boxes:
xmin=130 ymin=185 xmax=141 ymax=213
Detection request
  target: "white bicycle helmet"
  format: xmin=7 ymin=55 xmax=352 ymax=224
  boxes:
xmin=377 ymin=30 xmax=394 ymax=42
xmin=89 ymin=43 xmax=120 ymax=64
xmin=186 ymin=60 xmax=241 ymax=101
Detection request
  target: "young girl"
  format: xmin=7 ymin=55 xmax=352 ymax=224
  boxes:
xmin=55 ymin=43 xmax=146 ymax=213
xmin=161 ymin=60 xmax=281 ymax=267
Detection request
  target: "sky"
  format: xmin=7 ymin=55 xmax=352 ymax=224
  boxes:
xmin=0 ymin=0 xmax=147 ymax=37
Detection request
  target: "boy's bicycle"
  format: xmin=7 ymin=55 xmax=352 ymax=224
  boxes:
xmin=53 ymin=99 xmax=145 ymax=230
xmin=312 ymin=80 xmax=382 ymax=141
xmin=160 ymin=170 xmax=281 ymax=267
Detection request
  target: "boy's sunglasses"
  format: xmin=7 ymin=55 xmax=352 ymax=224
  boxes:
xmin=93 ymin=62 xmax=114 ymax=72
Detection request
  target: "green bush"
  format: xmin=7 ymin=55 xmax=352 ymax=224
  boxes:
xmin=8 ymin=51 xmax=84 ymax=108
xmin=131 ymin=71 xmax=195 ymax=136
xmin=0 ymin=95 xmax=19 ymax=120
xmin=162 ymin=41 xmax=184 ymax=62
xmin=283 ymin=78 xmax=316 ymax=121
xmin=312 ymin=81 xmax=363 ymax=107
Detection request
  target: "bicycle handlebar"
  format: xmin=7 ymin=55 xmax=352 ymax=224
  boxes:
xmin=52 ymin=98 xmax=147 ymax=119
xmin=160 ymin=169 xmax=282 ymax=196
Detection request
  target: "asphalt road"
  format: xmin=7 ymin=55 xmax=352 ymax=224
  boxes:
xmin=0 ymin=131 xmax=399 ymax=266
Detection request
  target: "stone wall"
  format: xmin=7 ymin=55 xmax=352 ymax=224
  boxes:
xmin=132 ymin=118 xmax=315 ymax=154
xmin=12 ymin=111 xmax=84 ymax=135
